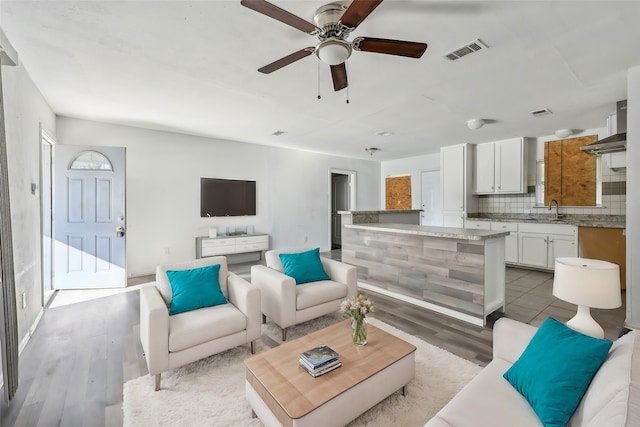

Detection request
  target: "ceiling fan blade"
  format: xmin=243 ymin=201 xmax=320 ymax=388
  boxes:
xmin=339 ymin=0 xmax=384 ymax=30
xmin=258 ymin=48 xmax=314 ymax=74
xmin=241 ymin=0 xmax=319 ymax=34
xmin=330 ymin=63 xmax=348 ymax=91
xmin=353 ymin=37 xmax=428 ymax=58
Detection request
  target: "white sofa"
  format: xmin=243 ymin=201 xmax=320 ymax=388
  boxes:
xmin=140 ymin=256 xmax=261 ymax=390
xmin=251 ymin=249 xmax=357 ymax=340
xmin=426 ymin=318 xmax=640 ymax=427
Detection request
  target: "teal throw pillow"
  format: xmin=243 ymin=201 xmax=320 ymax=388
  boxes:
xmin=167 ymin=264 xmax=227 ymax=315
xmin=503 ymin=317 xmax=612 ymax=427
xmin=279 ymin=248 xmax=330 ymax=285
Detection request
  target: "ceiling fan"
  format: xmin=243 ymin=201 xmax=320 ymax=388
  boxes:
xmin=240 ymin=0 xmax=428 ymax=91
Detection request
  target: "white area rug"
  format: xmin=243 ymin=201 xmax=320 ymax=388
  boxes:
xmin=123 ymin=313 xmax=482 ymax=426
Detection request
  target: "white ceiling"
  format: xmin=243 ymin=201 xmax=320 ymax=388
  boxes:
xmin=2 ymin=0 xmax=639 ymax=161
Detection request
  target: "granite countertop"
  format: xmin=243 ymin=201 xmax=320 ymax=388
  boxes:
xmin=345 ymin=223 xmax=510 ymax=240
xmin=338 ymin=209 xmax=422 ymax=214
xmin=467 ymin=214 xmax=626 ymax=229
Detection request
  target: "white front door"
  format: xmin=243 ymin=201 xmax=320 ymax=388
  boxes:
xmin=54 ymin=146 xmax=126 ymax=289
xmin=420 ymin=170 xmax=443 ymax=226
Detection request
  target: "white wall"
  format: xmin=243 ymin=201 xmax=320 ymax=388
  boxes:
xmin=380 ymin=153 xmax=440 ymax=209
xmin=2 ymin=55 xmax=56 ymax=342
xmin=626 ymin=66 xmax=639 ymax=328
xmin=56 ymin=117 xmax=380 ymax=276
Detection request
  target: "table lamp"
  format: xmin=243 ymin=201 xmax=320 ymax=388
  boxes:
xmin=552 ymin=257 xmax=621 ymax=338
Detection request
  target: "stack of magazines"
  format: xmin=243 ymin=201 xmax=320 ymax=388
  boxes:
xmin=299 ymin=344 xmax=341 ymax=377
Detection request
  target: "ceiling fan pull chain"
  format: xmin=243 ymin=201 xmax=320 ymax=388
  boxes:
xmin=346 ymin=62 xmax=349 ymax=104
xmin=317 ymin=59 xmax=322 ymax=100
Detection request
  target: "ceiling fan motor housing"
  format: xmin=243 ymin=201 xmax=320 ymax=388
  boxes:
xmin=313 ymin=2 xmax=350 ymax=39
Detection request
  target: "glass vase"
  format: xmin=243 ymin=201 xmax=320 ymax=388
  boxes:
xmin=351 ymin=316 xmax=368 ymax=346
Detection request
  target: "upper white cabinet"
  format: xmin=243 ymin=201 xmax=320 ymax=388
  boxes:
xmin=441 ymin=143 xmax=477 ymax=227
xmin=473 ymin=137 xmax=529 ymax=194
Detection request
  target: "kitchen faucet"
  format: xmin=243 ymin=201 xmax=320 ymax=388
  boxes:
xmin=549 ymin=199 xmax=559 ymax=220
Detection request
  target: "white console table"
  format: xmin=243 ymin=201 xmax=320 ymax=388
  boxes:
xmin=196 ymin=234 xmax=269 ymax=259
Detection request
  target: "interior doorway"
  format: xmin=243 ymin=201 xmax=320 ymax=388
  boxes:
xmin=329 ymin=169 xmax=356 ymax=249
xmin=420 ymin=170 xmax=443 ymax=226
xmin=40 ymin=128 xmax=55 ymax=306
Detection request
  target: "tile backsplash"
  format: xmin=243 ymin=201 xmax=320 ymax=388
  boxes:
xmin=478 ymin=168 xmax=626 ymax=216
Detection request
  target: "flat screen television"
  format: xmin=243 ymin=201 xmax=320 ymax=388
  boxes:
xmin=200 ymin=178 xmax=256 ymax=217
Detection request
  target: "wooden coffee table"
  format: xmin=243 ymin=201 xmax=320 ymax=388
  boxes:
xmin=245 ymin=319 xmax=416 ymax=427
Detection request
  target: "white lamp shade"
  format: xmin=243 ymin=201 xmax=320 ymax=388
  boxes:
xmin=553 ymin=257 xmax=621 ymax=309
xmin=316 ymin=39 xmax=352 ymax=65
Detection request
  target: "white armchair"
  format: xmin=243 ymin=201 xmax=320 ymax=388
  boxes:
xmin=140 ymin=256 xmax=261 ymax=390
xmin=251 ymin=249 xmax=357 ymax=341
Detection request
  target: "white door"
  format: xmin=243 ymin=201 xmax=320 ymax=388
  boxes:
xmin=441 ymin=145 xmax=465 ymax=212
xmin=420 ymin=170 xmax=442 ymax=226
xmin=54 ymin=146 xmax=126 ymax=289
xmin=331 ymin=174 xmax=349 ymax=247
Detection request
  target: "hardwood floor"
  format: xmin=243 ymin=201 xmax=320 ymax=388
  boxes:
xmin=0 ymin=257 xmax=627 ymax=426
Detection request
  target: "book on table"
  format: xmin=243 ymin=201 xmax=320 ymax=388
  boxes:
xmin=299 ymin=344 xmax=341 ymax=377
xmin=300 ymin=344 xmax=339 ymax=368
xmin=299 ymin=358 xmax=342 ymax=377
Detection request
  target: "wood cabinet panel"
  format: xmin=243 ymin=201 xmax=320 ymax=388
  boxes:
xmin=544 ymin=135 xmax=597 ymax=206
xmin=578 ymin=227 xmax=626 ymax=289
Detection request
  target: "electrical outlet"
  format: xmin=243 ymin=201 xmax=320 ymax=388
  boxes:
xmin=22 ymin=293 xmax=26 ymax=309
xmin=164 ymin=247 xmax=170 ymax=256
xmin=304 ymin=236 xmax=308 ymax=243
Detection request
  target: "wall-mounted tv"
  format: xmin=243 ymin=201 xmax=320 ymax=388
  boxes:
xmin=200 ymin=178 xmax=256 ymax=217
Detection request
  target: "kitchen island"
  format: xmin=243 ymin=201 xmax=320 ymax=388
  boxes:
xmin=342 ymin=223 xmax=508 ymax=326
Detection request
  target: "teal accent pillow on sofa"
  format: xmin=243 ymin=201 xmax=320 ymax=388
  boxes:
xmin=279 ymin=248 xmax=330 ymax=285
xmin=167 ymin=264 xmax=227 ymax=315
xmin=503 ymin=317 xmax=612 ymax=427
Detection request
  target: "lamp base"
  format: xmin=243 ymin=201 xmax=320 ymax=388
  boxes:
xmin=565 ymin=305 xmax=605 ymax=338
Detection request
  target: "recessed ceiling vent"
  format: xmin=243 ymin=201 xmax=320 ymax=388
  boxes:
xmin=444 ymin=39 xmax=488 ymax=61
xmin=529 ymin=108 xmax=553 ymax=117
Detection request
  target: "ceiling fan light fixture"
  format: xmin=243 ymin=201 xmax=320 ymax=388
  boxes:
xmin=316 ymin=38 xmax=352 ymax=65
xmin=467 ymin=118 xmax=485 ymax=130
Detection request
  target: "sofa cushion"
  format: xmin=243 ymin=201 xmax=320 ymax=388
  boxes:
xmin=296 ymin=280 xmax=348 ymax=310
xmin=569 ymin=330 xmax=636 ymax=427
xmin=279 ymin=248 xmax=330 ymax=285
xmin=168 ymin=304 xmax=247 ymax=352
xmin=430 ymin=358 xmax=544 ymax=427
xmin=167 ymin=264 xmax=227 ymax=315
xmin=503 ymin=317 xmax=612 ymax=427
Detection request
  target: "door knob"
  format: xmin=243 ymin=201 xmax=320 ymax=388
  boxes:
xmin=116 ymin=225 xmax=125 ymax=238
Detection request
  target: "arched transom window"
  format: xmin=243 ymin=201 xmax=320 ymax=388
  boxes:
xmin=69 ymin=151 xmax=113 ymax=171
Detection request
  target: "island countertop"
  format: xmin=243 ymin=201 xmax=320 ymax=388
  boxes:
xmin=344 ymin=223 xmax=510 ymax=241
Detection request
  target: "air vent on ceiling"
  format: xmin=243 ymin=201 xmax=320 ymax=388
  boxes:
xmin=529 ymin=108 xmax=553 ymax=117
xmin=444 ymin=39 xmax=488 ymax=61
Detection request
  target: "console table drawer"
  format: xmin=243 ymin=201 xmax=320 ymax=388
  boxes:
xmin=236 ymin=242 xmax=269 ymax=253
xmin=236 ymin=235 xmax=269 ymax=245
xmin=201 ymin=238 xmax=235 ymax=248
xmin=202 ymin=244 xmax=236 ymax=257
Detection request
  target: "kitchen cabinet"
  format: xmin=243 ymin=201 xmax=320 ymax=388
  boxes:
xmin=473 ymin=137 xmax=528 ymax=194
xmin=518 ymin=223 xmax=577 ymax=269
xmin=464 ymin=219 xmax=491 ymax=230
xmin=441 ymin=144 xmax=477 ymax=225
xmin=491 ymin=222 xmax=518 ymax=264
